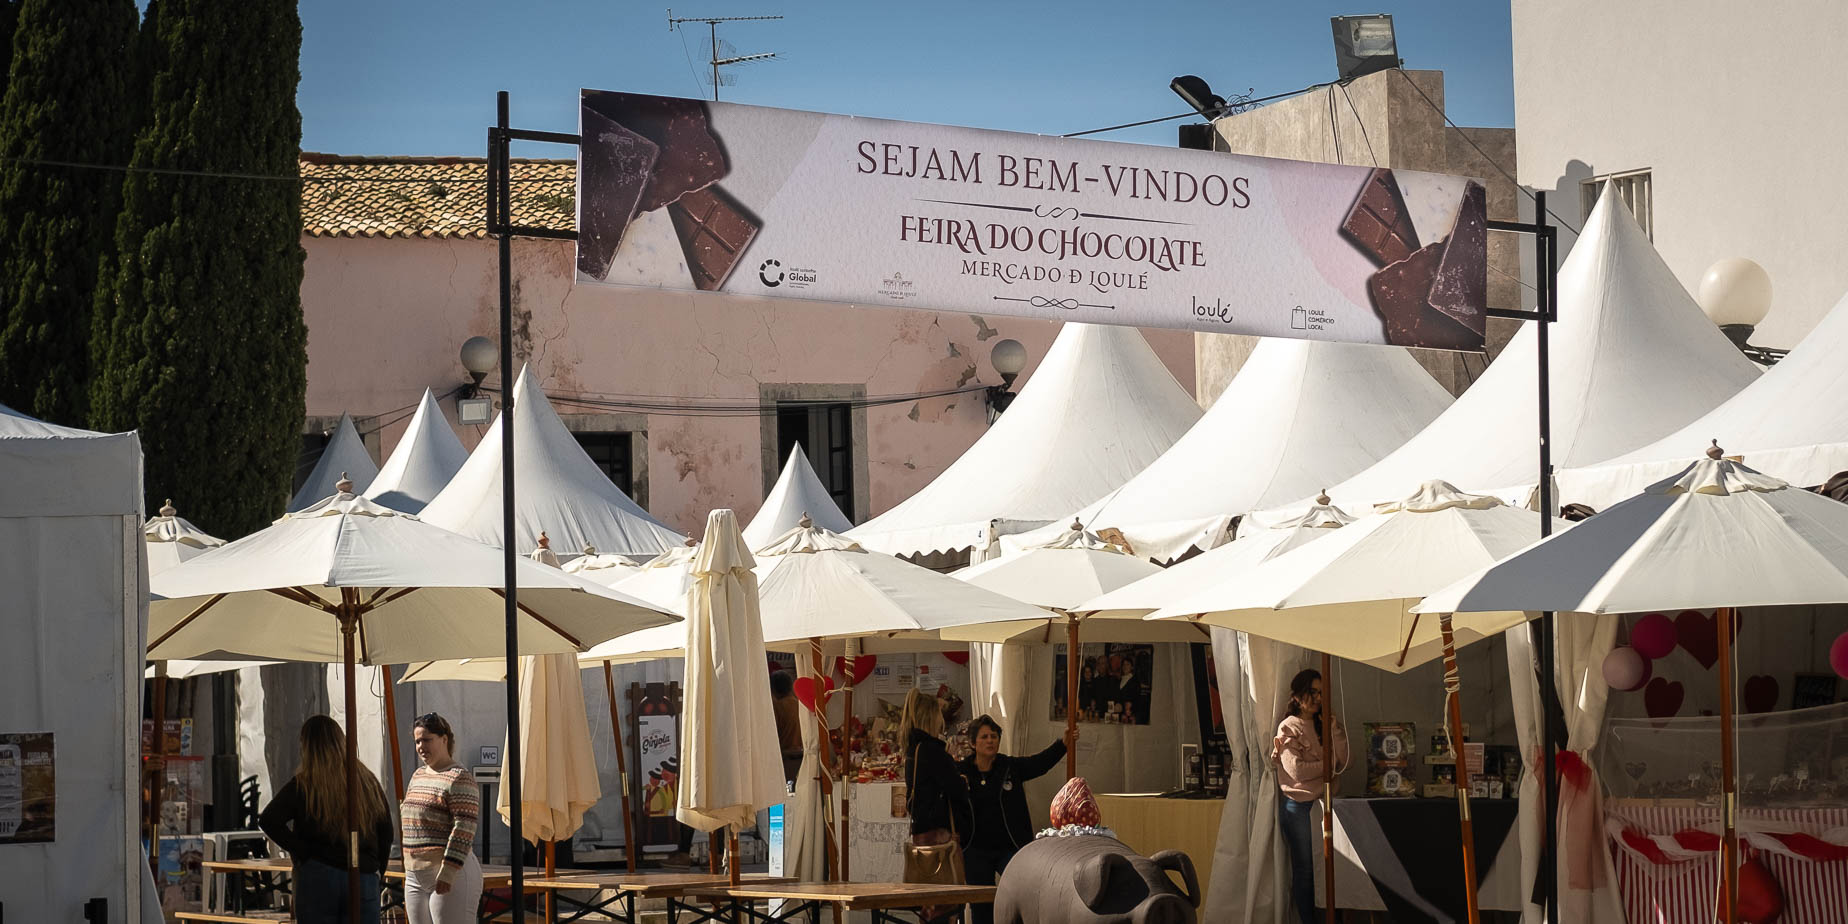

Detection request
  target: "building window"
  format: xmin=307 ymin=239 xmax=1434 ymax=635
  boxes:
xmin=574 ymin=431 xmax=635 ymax=497
xmin=776 ymin=402 xmax=855 ymax=521
xmin=1581 ymin=170 xmax=1652 ymax=239
xmin=295 ymin=432 xmax=330 ymax=494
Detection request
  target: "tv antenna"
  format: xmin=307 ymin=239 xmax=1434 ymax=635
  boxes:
xmin=667 ymin=10 xmax=782 ymax=101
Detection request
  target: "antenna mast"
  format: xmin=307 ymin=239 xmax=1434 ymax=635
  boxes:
xmin=666 ymin=10 xmax=783 ymax=101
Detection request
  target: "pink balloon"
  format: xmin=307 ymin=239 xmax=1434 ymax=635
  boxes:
xmin=1632 ymin=612 xmax=1677 ymax=660
xmin=1831 ymin=632 xmax=1848 ymax=680
xmin=1602 ymin=647 xmax=1649 ymax=691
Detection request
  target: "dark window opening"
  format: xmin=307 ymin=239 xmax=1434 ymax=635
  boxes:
xmin=574 ymin=431 xmax=635 ymax=497
xmin=294 ymin=431 xmax=331 ymax=494
xmin=776 ymin=402 xmax=854 ymax=521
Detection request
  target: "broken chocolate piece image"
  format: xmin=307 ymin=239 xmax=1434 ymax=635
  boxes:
xmin=576 ymin=107 xmax=660 ymax=281
xmin=1426 ymin=181 xmax=1488 ymax=338
xmin=582 ymin=91 xmax=728 ymax=213
xmin=668 ymin=185 xmax=760 ymax=291
xmin=1368 ymin=240 xmax=1478 ymax=352
xmin=1341 ymin=168 xmax=1420 ymax=267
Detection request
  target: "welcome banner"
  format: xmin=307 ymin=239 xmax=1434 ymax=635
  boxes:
xmin=575 ymin=89 xmax=1488 ymax=351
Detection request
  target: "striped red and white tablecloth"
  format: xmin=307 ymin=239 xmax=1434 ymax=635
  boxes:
xmin=1608 ymin=801 xmax=1848 ymax=923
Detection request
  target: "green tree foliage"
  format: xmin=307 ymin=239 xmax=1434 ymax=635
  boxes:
xmin=0 ymin=0 xmax=139 ymax=423
xmin=90 ymin=1 xmax=306 ymax=537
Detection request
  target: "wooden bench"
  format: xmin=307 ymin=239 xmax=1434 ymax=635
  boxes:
xmin=687 ymin=882 xmax=1001 ymax=924
xmin=174 ymin=912 xmax=290 ymax=923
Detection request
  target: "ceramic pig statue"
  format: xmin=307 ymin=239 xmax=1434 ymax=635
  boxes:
xmin=993 ymin=835 xmax=1199 ymax=924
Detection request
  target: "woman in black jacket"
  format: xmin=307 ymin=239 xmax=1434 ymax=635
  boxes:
xmin=258 ymin=715 xmax=395 ymax=924
xmin=900 ymin=688 xmax=970 ymax=923
xmin=957 ymin=715 xmax=1068 ymax=924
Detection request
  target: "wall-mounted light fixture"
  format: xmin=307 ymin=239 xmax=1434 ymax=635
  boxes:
xmin=1697 ymin=258 xmax=1786 ymax=365
xmin=457 ymin=336 xmax=497 ymax=424
xmin=1331 ymin=14 xmax=1400 ymax=83
xmin=985 ymin=338 xmax=1027 ymax=421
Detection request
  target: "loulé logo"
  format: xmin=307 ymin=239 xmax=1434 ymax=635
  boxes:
xmin=759 ymin=258 xmax=784 ymax=287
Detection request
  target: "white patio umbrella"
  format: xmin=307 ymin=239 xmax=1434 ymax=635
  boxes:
xmin=144 ymin=499 xmax=224 ymax=576
xmin=1415 ymin=450 xmax=1848 ymax=924
xmin=561 ymin=542 xmax=645 ymax=583
xmin=148 ymin=483 xmax=677 ymax=913
xmin=677 ymin=509 xmax=784 ymax=885
xmin=1075 ymin=497 xmax=1355 ymax=620
xmin=1148 ymin=481 xmax=1570 ymax=924
xmin=942 ymin=521 xmax=1175 ymax=776
xmin=499 ymin=651 xmax=600 ymax=913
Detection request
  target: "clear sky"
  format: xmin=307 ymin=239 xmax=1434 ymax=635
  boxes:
xmin=298 ymin=0 xmax=1512 ymax=156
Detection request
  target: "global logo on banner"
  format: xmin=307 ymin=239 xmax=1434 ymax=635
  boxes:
xmin=574 ymin=89 xmax=1487 ymax=352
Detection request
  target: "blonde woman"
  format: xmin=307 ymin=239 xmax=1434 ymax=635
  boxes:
xmin=900 ymin=687 xmax=971 ymax=923
xmin=401 ymin=713 xmax=482 ymax=924
xmin=258 ymin=715 xmax=394 ymax=924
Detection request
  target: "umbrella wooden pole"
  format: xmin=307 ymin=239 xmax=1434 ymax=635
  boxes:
xmin=1717 ymin=606 xmax=1738 ymax=924
xmin=380 ymin=663 xmax=405 ymax=797
xmin=1320 ymin=652 xmax=1335 ymax=924
xmin=840 ymin=639 xmax=857 ymax=881
xmin=146 ymin=662 xmax=168 ymax=878
xmin=1066 ymin=615 xmax=1080 ymax=778
xmin=729 ymin=828 xmax=741 ymax=887
xmin=809 ymin=637 xmax=839 ymax=879
xmin=1440 ymin=614 xmax=1482 ymax=924
xmin=340 ymin=597 xmax=363 ymax=924
xmin=544 ymin=840 xmax=557 ymax=920
xmin=603 ymin=660 xmax=638 ymax=874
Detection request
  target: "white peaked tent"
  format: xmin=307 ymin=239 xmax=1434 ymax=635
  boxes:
xmin=1558 ymin=286 xmax=1848 ymax=508
xmin=0 ymin=404 xmax=144 ymax=920
xmin=420 ymin=367 xmax=688 ymax=558
xmin=1019 ymin=338 xmax=1452 ymax=562
xmin=363 ymin=388 xmax=468 ymax=513
xmin=290 ymin=412 xmax=379 ymax=511
xmin=743 ymin=444 xmax=853 ymax=551
xmin=1309 ymin=185 xmax=1760 ymax=512
xmin=849 ymin=323 xmax=1202 ymax=557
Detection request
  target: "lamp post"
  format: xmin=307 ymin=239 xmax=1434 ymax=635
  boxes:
xmin=458 ymin=336 xmax=497 ymax=424
xmin=1698 ymin=258 xmax=1786 ymax=365
xmin=985 ymin=338 xmax=1027 ymax=421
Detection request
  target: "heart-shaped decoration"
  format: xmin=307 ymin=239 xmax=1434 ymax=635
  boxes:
xmin=1644 ymin=677 xmax=1684 ymax=720
xmin=1743 ymin=675 xmax=1779 ymax=713
xmin=1623 ymin=761 xmax=1648 ymax=782
xmin=941 ymin=651 xmax=970 ymax=667
xmin=1721 ymin=857 xmax=1784 ymax=923
xmin=793 ymin=675 xmax=836 ymax=713
xmin=1675 ymin=610 xmax=1720 ymax=669
xmin=833 ymin=655 xmax=877 ymax=687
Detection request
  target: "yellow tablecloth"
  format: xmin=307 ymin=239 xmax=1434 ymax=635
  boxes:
xmin=1095 ymin=794 xmax=1222 ymax=908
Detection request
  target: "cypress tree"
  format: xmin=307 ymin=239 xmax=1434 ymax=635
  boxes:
xmin=90 ymin=1 xmax=306 ymax=537
xmin=0 ymin=0 xmax=139 ymax=423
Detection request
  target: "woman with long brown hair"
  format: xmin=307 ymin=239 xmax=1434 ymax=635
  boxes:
xmin=258 ymin=715 xmax=394 ymax=924
xmin=900 ymin=687 xmax=971 ymax=924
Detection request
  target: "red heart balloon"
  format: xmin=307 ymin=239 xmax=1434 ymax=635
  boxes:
xmin=1643 ymin=677 xmax=1684 ymax=721
xmin=1675 ymin=610 xmax=1720 ymax=669
xmin=832 ymin=655 xmax=877 ymax=687
xmin=793 ymin=675 xmax=836 ymax=713
xmin=1743 ymin=675 xmax=1779 ymax=714
xmin=1717 ymin=856 xmax=1783 ymax=923
xmin=941 ymin=651 xmax=970 ymax=666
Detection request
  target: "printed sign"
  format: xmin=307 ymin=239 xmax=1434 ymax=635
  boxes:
xmin=1052 ymin=643 xmax=1155 ymax=725
xmin=637 ymin=714 xmax=679 ymax=818
xmin=0 ymin=732 xmax=54 ymax=843
xmin=576 ymin=90 xmax=1488 ymax=351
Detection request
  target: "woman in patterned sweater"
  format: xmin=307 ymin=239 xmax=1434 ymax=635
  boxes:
xmin=401 ymin=712 xmax=481 ymax=924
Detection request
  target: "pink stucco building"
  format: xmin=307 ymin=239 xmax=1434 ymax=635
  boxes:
xmin=299 ymin=154 xmax=1195 ymax=535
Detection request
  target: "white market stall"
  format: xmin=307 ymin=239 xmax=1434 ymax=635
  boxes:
xmin=0 ymin=404 xmax=146 ymax=921
xmin=849 ymin=322 xmax=1202 ymax=559
xmin=743 ymin=445 xmax=854 ymax=552
xmin=362 ymin=387 xmax=468 ymax=514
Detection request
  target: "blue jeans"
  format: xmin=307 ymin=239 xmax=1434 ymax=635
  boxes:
xmin=1279 ymin=797 xmax=1316 ymax=924
xmin=293 ymin=857 xmax=381 ymax=924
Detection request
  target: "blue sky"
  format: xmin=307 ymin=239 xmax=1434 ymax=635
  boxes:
xmin=298 ymin=1 xmax=1511 ymax=156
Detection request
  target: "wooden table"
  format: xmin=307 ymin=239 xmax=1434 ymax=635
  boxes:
xmin=201 ymin=857 xmax=524 ymax=921
xmin=685 ymin=882 xmax=999 ymax=924
xmin=526 ymin=872 xmax=794 ymax=924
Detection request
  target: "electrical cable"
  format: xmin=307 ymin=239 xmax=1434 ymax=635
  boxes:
xmin=1062 ymin=80 xmax=1335 ymax=138
xmin=1388 ymin=68 xmax=1581 ymax=235
xmin=1338 ymin=83 xmax=1378 ymax=166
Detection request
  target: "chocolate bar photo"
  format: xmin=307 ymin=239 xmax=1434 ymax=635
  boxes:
xmin=576 ymin=107 xmax=660 ymax=281
xmin=1426 ymin=181 xmax=1488 ymax=338
xmin=582 ymin=91 xmax=728 ymax=212
xmin=1341 ymin=167 xmax=1420 ymax=267
xmin=668 ymin=185 xmax=760 ymax=291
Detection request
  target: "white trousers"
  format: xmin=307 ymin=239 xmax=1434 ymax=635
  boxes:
xmin=403 ymin=853 xmax=482 ymax=924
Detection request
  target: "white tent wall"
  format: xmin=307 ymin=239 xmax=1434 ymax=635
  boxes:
xmin=235 ymin=664 xmax=328 ymax=814
xmin=0 ymin=414 xmax=143 ymax=921
xmin=324 ymin=664 xmax=392 ymax=800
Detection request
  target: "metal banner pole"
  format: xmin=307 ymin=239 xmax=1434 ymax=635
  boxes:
xmin=493 ymin=89 xmax=526 ymax=917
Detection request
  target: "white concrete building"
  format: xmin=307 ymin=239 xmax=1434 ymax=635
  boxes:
xmin=1513 ymin=0 xmax=1848 ymax=349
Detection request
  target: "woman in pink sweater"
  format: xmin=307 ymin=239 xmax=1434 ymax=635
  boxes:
xmin=400 ymin=713 xmax=481 ymax=924
xmin=1272 ymin=668 xmax=1348 ymax=924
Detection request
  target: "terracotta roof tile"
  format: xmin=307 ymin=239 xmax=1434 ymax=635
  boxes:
xmin=300 ymin=153 xmax=576 ymax=240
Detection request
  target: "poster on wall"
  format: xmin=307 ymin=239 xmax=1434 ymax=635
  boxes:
xmin=1189 ymin=644 xmax=1226 ymax=748
xmin=637 ymin=714 xmax=678 ymax=818
xmin=0 ymin=731 xmax=54 ymax=843
xmin=576 ymin=90 xmax=1488 ymax=351
xmin=1052 ymin=643 xmax=1155 ymax=725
